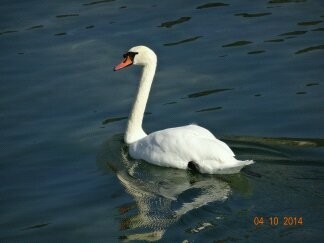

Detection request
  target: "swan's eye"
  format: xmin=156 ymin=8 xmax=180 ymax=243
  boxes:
xmin=123 ymin=52 xmax=138 ymax=62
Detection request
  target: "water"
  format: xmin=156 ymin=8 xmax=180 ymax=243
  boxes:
xmin=0 ymin=0 xmax=323 ymax=242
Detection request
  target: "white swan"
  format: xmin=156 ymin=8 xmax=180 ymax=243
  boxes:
xmin=114 ymin=45 xmax=253 ymax=174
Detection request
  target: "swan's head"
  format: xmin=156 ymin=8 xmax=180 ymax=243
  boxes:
xmin=114 ymin=45 xmax=157 ymax=71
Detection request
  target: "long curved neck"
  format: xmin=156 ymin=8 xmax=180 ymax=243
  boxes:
xmin=124 ymin=62 xmax=156 ymax=144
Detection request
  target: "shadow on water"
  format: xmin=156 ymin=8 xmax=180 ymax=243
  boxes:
xmin=96 ymin=134 xmax=252 ymax=241
xmin=96 ymin=132 xmax=324 ymax=240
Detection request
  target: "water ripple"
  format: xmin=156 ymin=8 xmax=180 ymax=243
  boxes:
xmin=312 ymin=27 xmax=324 ymax=32
xmin=196 ymin=2 xmax=229 ymax=9
xmin=279 ymin=30 xmax=307 ymax=36
xmin=229 ymin=136 xmax=324 ymax=148
xmin=295 ymin=44 xmax=324 ymax=54
xmin=163 ymin=101 xmax=177 ymax=105
xmin=187 ymin=88 xmax=233 ymax=98
xmin=102 ymin=112 xmax=151 ymax=125
xmin=222 ymin=40 xmax=253 ymax=47
xmin=102 ymin=116 xmax=128 ymax=125
xmin=268 ymin=0 xmax=307 ymax=4
xmin=22 ymin=223 xmax=50 ymax=231
xmin=164 ymin=36 xmax=203 ymax=46
xmin=298 ymin=20 xmax=323 ymax=26
xmin=264 ymin=38 xmax=285 ymax=42
xmin=196 ymin=106 xmax=222 ymax=113
xmin=83 ymin=0 xmax=115 ymax=6
xmin=235 ymin=12 xmax=272 ymax=18
xmin=54 ymin=32 xmax=67 ymax=36
xmin=0 ymin=30 xmax=18 ymax=35
xmin=306 ymin=82 xmax=319 ymax=87
xmin=187 ymin=222 xmax=213 ymax=233
xmin=248 ymin=50 xmax=266 ymax=55
xmin=56 ymin=14 xmax=79 ymax=18
xmin=159 ymin=17 xmax=191 ymax=28
xmin=26 ymin=25 xmax=44 ymax=30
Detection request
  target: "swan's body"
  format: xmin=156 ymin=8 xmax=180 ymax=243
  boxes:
xmin=114 ymin=46 xmax=253 ymax=174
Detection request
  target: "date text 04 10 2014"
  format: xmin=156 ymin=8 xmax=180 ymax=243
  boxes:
xmin=253 ymin=216 xmax=303 ymax=226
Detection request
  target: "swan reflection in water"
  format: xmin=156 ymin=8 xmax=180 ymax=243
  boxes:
xmin=97 ymin=134 xmax=252 ymax=241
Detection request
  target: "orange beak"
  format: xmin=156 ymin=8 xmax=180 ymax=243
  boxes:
xmin=114 ymin=56 xmax=133 ymax=71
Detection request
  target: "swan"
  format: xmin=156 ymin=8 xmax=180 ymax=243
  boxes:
xmin=114 ymin=45 xmax=253 ymax=174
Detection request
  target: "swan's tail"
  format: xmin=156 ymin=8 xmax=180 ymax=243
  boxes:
xmin=239 ymin=159 xmax=254 ymax=166
xmin=232 ymin=159 xmax=254 ymax=173
xmin=214 ymin=159 xmax=254 ymax=174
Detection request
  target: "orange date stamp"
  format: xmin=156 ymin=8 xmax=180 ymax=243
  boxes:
xmin=253 ymin=216 xmax=303 ymax=226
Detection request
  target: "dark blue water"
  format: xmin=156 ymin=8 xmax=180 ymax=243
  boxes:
xmin=1 ymin=0 xmax=323 ymax=242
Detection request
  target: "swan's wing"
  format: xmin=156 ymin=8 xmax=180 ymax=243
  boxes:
xmin=129 ymin=127 xmax=191 ymax=169
xmin=129 ymin=125 xmax=252 ymax=174
xmin=185 ymin=125 xmax=235 ymax=156
xmin=185 ymin=124 xmax=216 ymax=139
